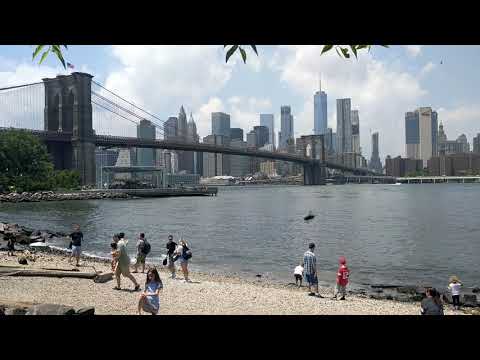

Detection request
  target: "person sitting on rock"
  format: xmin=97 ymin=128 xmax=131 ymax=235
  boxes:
xmin=138 ymin=267 xmax=163 ymax=315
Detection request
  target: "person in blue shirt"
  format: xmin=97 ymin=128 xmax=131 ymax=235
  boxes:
xmin=138 ymin=267 xmax=163 ymax=315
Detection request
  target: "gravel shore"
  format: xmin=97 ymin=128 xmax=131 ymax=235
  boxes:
xmin=0 ymin=251 xmax=461 ymax=315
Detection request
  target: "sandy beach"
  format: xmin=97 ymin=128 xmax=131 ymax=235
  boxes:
xmin=0 ymin=250 xmax=463 ymax=315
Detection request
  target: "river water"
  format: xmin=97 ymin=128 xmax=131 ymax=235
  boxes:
xmin=1 ymin=184 xmax=479 ymax=289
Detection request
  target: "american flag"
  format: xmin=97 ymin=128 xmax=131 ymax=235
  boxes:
xmin=67 ymin=62 xmax=74 ymax=69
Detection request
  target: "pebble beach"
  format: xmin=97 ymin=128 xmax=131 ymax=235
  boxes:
xmin=0 ymin=251 xmax=462 ymax=315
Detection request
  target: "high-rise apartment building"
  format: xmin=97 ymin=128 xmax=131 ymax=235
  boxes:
xmin=351 ymin=110 xmax=360 ymax=154
xmin=212 ymin=112 xmax=231 ymax=137
xmin=260 ymin=114 xmax=275 ymax=147
xmin=314 ymin=81 xmax=327 ymax=135
xmin=279 ymin=106 xmax=294 ymax=149
xmin=336 ymin=99 xmax=352 ymax=154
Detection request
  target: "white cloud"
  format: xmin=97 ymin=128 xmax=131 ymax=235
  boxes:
xmin=269 ymin=45 xmax=428 ymax=158
xmin=420 ymin=62 xmax=436 ymax=76
xmin=405 ymin=45 xmax=423 ymax=57
xmin=104 ymin=46 xmax=233 ymax=118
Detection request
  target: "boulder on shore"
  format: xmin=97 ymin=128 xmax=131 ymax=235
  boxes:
xmin=25 ymin=304 xmax=76 ymax=315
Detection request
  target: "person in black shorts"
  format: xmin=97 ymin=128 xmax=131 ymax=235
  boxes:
xmin=166 ymin=235 xmax=177 ymax=279
xmin=69 ymin=224 xmax=83 ymax=267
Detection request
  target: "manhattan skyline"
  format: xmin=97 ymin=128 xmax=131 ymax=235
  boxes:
xmin=0 ymin=45 xmax=479 ymax=158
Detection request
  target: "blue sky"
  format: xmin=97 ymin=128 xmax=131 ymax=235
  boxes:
xmin=1 ymin=45 xmax=479 ymax=159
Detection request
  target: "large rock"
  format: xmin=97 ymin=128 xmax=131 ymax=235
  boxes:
xmin=5 ymin=307 xmax=28 ymax=315
xmin=463 ymin=294 xmax=478 ymax=307
xmin=26 ymin=304 xmax=76 ymax=315
xmin=75 ymin=307 xmax=95 ymax=316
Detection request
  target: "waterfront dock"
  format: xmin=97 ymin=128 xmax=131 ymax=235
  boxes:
xmin=397 ymin=176 xmax=480 ymax=184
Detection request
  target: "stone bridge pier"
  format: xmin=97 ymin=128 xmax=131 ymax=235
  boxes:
xmin=303 ymin=163 xmax=326 ymax=185
xmin=43 ymin=72 xmax=96 ymax=186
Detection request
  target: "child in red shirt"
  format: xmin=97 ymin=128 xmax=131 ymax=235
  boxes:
xmin=333 ymin=256 xmax=350 ymax=300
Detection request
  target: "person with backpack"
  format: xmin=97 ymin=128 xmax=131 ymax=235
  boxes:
xmin=133 ymin=233 xmax=151 ymax=274
xmin=174 ymin=239 xmax=192 ymax=282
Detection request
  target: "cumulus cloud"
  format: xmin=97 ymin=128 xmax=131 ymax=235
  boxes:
xmin=104 ymin=46 xmax=233 ymax=118
xmin=405 ymin=45 xmax=423 ymax=57
xmin=269 ymin=45 xmax=428 ymax=158
xmin=193 ymin=96 xmax=272 ymax=139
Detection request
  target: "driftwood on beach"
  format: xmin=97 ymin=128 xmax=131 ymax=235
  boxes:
xmin=0 ymin=267 xmax=98 ymax=279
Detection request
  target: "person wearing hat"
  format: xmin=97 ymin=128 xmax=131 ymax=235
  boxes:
xmin=448 ymin=275 xmax=463 ymax=310
xmin=333 ymin=256 xmax=350 ymax=300
xmin=303 ymin=242 xmax=322 ymax=297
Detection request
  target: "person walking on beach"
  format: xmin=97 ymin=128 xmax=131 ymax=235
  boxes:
xmin=133 ymin=233 xmax=150 ymax=274
xmin=294 ymin=263 xmax=304 ymax=287
xmin=420 ymin=288 xmax=444 ymax=315
xmin=138 ymin=267 xmax=163 ymax=315
xmin=166 ymin=235 xmax=177 ymax=279
xmin=113 ymin=233 xmax=140 ymax=291
xmin=110 ymin=235 xmax=119 ymax=272
xmin=448 ymin=276 xmax=463 ymax=310
xmin=6 ymin=236 xmax=15 ymax=256
xmin=69 ymin=224 xmax=83 ymax=267
xmin=332 ymin=256 xmax=350 ymax=300
xmin=303 ymin=243 xmax=322 ymax=298
xmin=174 ymin=239 xmax=192 ymax=282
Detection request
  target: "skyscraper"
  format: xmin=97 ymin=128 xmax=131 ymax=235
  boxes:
xmin=260 ymin=114 xmax=275 ymax=147
xmin=177 ymin=106 xmax=188 ymax=139
xmin=230 ymin=128 xmax=244 ymax=141
xmin=164 ymin=117 xmax=178 ymax=140
xmin=336 ymin=99 xmax=352 ymax=154
xmin=456 ymin=134 xmax=470 ymax=153
xmin=230 ymin=139 xmax=250 ymax=177
xmin=473 ymin=134 xmax=480 ymax=153
xmin=247 ymin=130 xmax=257 ymax=148
xmin=202 ymin=135 xmax=230 ymax=177
xmin=313 ymin=80 xmax=327 ymax=135
xmin=254 ymin=125 xmax=269 ymax=148
xmin=351 ymin=110 xmax=360 ymax=154
xmin=184 ymin=113 xmax=198 ymax=173
xmin=212 ymin=112 xmax=231 ymax=137
xmin=405 ymin=107 xmax=438 ymax=166
xmin=369 ymin=132 xmax=382 ymax=172
xmin=136 ymin=119 xmax=156 ymax=166
xmin=279 ymin=106 xmax=294 ymax=149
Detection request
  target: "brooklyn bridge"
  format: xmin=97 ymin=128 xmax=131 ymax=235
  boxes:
xmin=0 ymin=72 xmax=377 ymax=186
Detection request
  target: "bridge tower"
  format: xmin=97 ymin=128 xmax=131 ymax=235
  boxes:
xmin=298 ymin=134 xmax=327 ymax=185
xmin=42 ymin=72 xmax=96 ymax=186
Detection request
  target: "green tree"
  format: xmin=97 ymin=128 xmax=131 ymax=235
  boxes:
xmin=53 ymin=169 xmax=81 ymax=190
xmin=33 ymin=45 xmax=389 ymax=68
xmin=0 ymin=130 xmax=55 ymax=192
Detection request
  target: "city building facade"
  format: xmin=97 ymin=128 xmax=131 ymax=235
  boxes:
xmin=473 ymin=133 xmax=480 ymax=153
xmin=336 ymin=99 xmax=352 ymax=154
xmin=212 ymin=112 xmax=231 ymax=137
xmin=351 ymin=110 xmax=360 ymax=154
xmin=428 ymin=153 xmax=480 ymax=176
xmin=313 ymin=86 xmax=327 ymax=136
xmin=202 ymin=134 xmax=230 ymax=177
xmin=369 ymin=132 xmax=382 ymax=172
xmin=385 ymin=156 xmax=423 ymax=177
xmin=229 ymin=139 xmax=250 ymax=177
xmin=254 ymin=125 xmax=270 ymax=148
xmin=279 ymin=106 xmax=294 ymax=149
xmin=405 ymin=107 xmax=438 ymax=166
xmin=136 ymin=119 xmax=156 ymax=167
xmin=230 ymin=128 xmax=244 ymax=141
xmin=260 ymin=114 xmax=275 ymax=147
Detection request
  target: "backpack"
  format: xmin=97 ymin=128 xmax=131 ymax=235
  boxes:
xmin=183 ymin=248 xmax=192 ymax=260
xmin=141 ymin=240 xmax=151 ymax=255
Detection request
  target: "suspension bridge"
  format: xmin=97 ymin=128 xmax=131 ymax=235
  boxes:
xmin=0 ymin=72 xmax=375 ymax=186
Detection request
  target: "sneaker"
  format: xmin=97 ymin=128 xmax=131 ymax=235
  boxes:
xmin=308 ymin=292 xmax=316 ymax=296
xmin=339 ymin=297 xmax=346 ymax=300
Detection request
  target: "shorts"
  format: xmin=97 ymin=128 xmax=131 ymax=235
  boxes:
xmin=305 ymin=273 xmax=318 ymax=285
xmin=141 ymin=297 xmax=159 ymax=314
xmin=136 ymin=253 xmax=146 ymax=264
xmin=179 ymin=256 xmax=189 ymax=265
xmin=72 ymin=245 xmax=81 ymax=257
xmin=294 ymin=274 xmax=303 ymax=281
